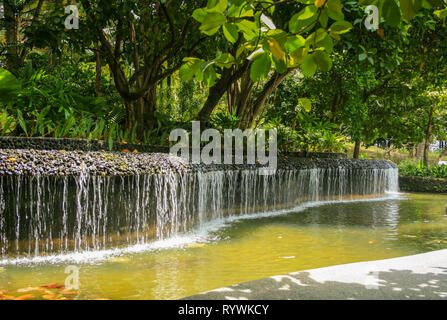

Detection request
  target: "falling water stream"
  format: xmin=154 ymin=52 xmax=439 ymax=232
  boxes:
xmin=0 ymin=167 xmax=399 ymax=258
xmin=2 ymin=158 xmax=447 ymax=300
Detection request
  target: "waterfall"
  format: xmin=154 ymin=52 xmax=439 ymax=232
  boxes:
xmin=0 ymin=164 xmax=399 ymax=257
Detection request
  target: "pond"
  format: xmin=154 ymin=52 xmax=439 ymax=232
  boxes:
xmin=1 ymin=192 xmax=447 ymax=300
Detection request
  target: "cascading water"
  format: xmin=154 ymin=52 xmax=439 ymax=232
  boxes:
xmin=0 ymin=155 xmax=399 ymax=258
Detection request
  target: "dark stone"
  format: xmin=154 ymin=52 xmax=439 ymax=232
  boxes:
xmin=399 ymin=175 xmax=447 ymax=193
xmin=0 ymin=137 xmax=346 ymax=159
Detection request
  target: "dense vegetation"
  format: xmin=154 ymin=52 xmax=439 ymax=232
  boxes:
xmin=399 ymin=160 xmax=447 ymax=178
xmin=0 ymin=0 xmax=446 ymax=165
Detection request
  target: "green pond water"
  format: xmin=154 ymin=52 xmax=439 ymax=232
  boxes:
xmin=1 ymin=192 xmax=447 ymax=300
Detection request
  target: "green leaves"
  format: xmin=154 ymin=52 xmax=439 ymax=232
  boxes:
xmin=302 ymin=54 xmax=318 ymax=77
xmin=0 ymin=68 xmax=21 ymax=104
xmin=298 ymin=98 xmax=312 ymax=112
xmin=383 ymin=0 xmax=402 ymax=27
xmin=329 ymin=21 xmax=353 ymax=34
xmin=236 ymin=20 xmax=259 ymax=40
xmin=250 ymin=53 xmax=272 ymax=82
xmin=193 ymin=0 xmax=229 ymax=35
xmin=284 ymin=35 xmax=306 ymax=52
xmin=297 ymin=5 xmax=318 ymax=20
xmin=179 ymin=58 xmax=205 ymax=82
xmin=300 ymin=50 xmax=333 ymax=77
xmin=223 ymin=23 xmax=238 ymax=43
xmin=399 ymin=0 xmax=422 ymax=21
xmin=434 ymin=8 xmax=447 ymax=20
xmin=207 ymin=0 xmax=228 ymax=13
xmin=199 ymin=12 xmax=226 ymax=35
xmin=313 ymin=51 xmax=333 ymax=71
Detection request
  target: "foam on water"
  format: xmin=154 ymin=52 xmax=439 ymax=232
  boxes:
xmin=0 ymin=192 xmax=405 ymax=266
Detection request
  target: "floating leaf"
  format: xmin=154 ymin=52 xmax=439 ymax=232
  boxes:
xmin=40 ymin=283 xmax=65 ymax=289
xmin=14 ymin=294 xmax=35 ymax=300
xmin=17 ymin=287 xmax=42 ymax=293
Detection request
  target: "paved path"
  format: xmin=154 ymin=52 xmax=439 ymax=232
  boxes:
xmin=184 ymin=250 xmax=447 ymax=300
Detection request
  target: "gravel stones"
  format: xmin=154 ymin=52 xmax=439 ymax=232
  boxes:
xmin=0 ymin=149 xmax=397 ymax=177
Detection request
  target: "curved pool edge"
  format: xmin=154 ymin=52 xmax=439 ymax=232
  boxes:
xmin=182 ymin=249 xmax=447 ymax=300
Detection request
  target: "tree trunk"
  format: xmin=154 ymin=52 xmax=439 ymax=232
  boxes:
xmin=353 ymin=141 xmax=361 ymax=159
xmin=126 ymin=86 xmax=157 ymax=137
xmin=198 ymin=62 xmax=250 ymax=125
xmin=4 ymin=1 xmax=19 ymax=72
xmin=198 ymin=68 xmax=235 ymax=124
xmin=95 ymin=42 xmax=102 ymax=97
xmin=424 ymin=105 xmax=434 ymax=166
xmin=416 ymin=142 xmax=425 ymax=161
xmin=239 ymin=70 xmax=293 ymax=129
xmin=408 ymin=144 xmax=414 ymax=158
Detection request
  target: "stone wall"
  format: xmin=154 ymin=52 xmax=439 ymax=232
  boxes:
xmin=399 ymin=175 xmax=447 ymax=193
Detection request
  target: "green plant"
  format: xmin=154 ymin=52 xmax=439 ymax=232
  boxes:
xmin=399 ymin=160 xmax=447 ymax=179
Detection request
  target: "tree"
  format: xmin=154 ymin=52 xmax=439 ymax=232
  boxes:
xmin=79 ymin=0 xmax=206 ymax=133
xmin=1 ymin=0 xmax=44 ymax=72
xmin=181 ymin=0 xmax=355 ymax=127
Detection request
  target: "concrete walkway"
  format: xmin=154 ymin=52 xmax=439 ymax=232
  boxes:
xmin=184 ymin=250 xmax=447 ymax=300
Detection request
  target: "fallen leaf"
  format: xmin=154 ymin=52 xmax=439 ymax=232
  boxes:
xmin=377 ymin=29 xmax=384 ymax=37
xmin=122 ymin=149 xmax=130 ymax=153
xmin=369 ymin=240 xmax=375 ymax=245
xmin=14 ymin=294 xmax=35 ymax=300
xmin=0 ymin=295 xmax=15 ymax=300
xmin=8 ymin=158 xmax=17 ymax=162
xmin=59 ymin=288 xmax=75 ymax=295
xmin=42 ymin=294 xmax=58 ymax=300
xmin=17 ymin=287 xmax=42 ymax=293
xmin=133 ymin=149 xmax=139 ymax=153
xmin=40 ymin=283 xmax=65 ymax=289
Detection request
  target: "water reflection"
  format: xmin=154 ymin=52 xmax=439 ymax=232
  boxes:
xmin=1 ymin=193 xmax=447 ymax=300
